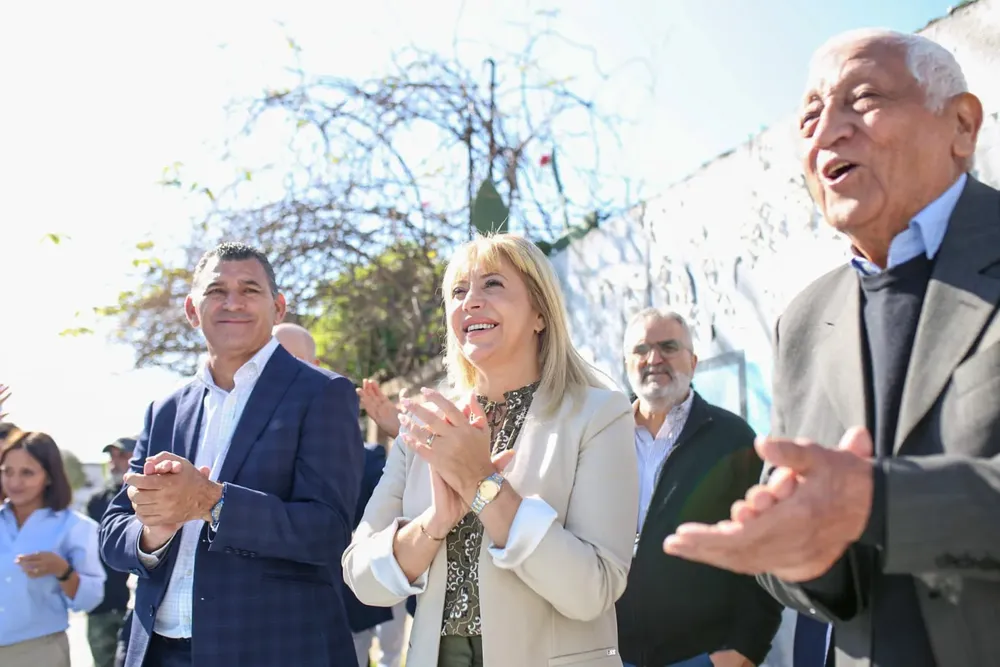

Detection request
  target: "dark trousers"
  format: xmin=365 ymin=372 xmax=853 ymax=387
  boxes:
xmin=437 ymin=636 xmax=484 ymax=667
xmin=143 ymin=636 xmax=192 ymax=667
xmin=88 ymin=610 xmax=127 ymax=667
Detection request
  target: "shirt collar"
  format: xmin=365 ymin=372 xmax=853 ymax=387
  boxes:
xmin=0 ymin=501 xmax=51 ymax=523
xmin=850 ymin=173 xmax=967 ymax=276
xmin=632 ymin=388 xmax=695 ymax=435
xmin=196 ymin=336 xmax=281 ymax=392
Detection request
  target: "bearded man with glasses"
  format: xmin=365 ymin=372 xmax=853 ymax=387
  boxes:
xmin=615 ymin=308 xmax=782 ymax=667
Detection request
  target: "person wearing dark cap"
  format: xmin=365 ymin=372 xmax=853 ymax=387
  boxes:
xmin=86 ymin=437 xmax=136 ymax=667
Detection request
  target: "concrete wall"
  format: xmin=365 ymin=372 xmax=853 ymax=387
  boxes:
xmin=551 ymin=0 xmax=1000 ymax=435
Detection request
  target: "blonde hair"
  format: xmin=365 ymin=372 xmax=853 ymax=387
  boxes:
xmin=442 ymin=233 xmax=603 ymax=413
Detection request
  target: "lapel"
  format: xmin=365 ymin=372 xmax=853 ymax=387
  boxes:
xmin=895 ymin=178 xmax=1000 ymax=453
xmin=217 ymin=345 xmax=301 ymax=483
xmin=672 ymin=392 xmax=711 ymax=451
xmin=644 ymin=392 xmax=711 ymax=509
xmin=172 ymin=383 xmax=207 ymax=462
xmin=818 ymin=271 xmax=870 ymax=434
xmin=500 ymin=386 xmax=551 ymax=493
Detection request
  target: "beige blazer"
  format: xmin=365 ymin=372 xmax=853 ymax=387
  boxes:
xmin=343 ymin=385 xmax=639 ymax=667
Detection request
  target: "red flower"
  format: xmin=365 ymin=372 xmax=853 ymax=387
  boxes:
xmin=539 ymin=154 xmax=552 ymax=167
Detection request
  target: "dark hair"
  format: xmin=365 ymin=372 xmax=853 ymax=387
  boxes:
xmin=0 ymin=422 xmax=19 ymax=442
xmin=192 ymin=242 xmax=279 ymax=296
xmin=0 ymin=432 xmax=73 ymax=511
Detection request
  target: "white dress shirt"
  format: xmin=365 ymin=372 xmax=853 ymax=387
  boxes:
xmin=633 ymin=390 xmax=694 ymax=532
xmin=138 ymin=336 xmax=280 ymax=638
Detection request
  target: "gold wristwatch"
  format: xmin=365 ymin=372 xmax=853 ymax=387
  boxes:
xmin=470 ymin=473 xmax=505 ymax=515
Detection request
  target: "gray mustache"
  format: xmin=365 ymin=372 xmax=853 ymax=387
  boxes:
xmin=641 ymin=365 xmax=673 ymax=380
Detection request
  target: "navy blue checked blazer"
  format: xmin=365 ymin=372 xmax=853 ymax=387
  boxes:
xmin=99 ymin=346 xmax=364 ymax=667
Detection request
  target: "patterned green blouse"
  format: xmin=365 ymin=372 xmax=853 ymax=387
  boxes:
xmin=440 ymin=381 xmax=540 ymax=637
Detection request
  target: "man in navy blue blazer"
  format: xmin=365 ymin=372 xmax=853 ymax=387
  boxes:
xmin=99 ymin=242 xmax=364 ymax=667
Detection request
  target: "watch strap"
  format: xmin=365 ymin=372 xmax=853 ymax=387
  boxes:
xmin=470 ymin=473 xmax=504 ymax=515
xmin=57 ymin=563 xmax=75 ymax=581
xmin=210 ymin=483 xmax=226 ymax=531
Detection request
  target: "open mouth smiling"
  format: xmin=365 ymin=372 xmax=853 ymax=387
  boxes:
xmin=821 ymin=159 xmax=858 ymax=183
xmin=464 ymin=321 xmax=498 ymax=334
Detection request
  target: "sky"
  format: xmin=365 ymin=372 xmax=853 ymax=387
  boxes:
xmin=0 ymin=0 xmax=955 ymax=461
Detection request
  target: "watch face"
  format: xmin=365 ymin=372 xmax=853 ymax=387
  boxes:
xmin=479 ymin=478 xmax=501 ymax=501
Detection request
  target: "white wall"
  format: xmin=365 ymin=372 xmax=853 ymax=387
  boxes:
xmin=552 ymin=0 xmax=1000 ymax=435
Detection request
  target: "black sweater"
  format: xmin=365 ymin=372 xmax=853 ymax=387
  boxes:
xmin=858 ymin=255 xmax=936 ymax=666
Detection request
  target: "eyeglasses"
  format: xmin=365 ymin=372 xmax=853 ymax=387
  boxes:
xmin=631 ymin=339 xmax=689 ymax=358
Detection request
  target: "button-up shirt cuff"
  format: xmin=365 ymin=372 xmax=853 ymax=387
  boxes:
xmin=369 ymin=518 xmax=429 ymax=596
xmin=136 ymin=532 xmax=173 ymax=569
xmin=486 ymin=496 xmax=558 ymax=569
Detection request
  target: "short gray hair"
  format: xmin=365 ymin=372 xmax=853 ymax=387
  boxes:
xmin=622 ymin=308 xmax=693 ymax=356
xmin=813 ymin=29 xmax=968 ymax=113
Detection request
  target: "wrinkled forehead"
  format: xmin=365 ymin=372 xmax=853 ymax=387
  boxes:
xmin=804 ymin=36 xmax=910 ymax=102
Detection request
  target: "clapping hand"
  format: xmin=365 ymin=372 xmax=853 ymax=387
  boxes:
xmin=400 ymin=388 xmax=514 ymax=505
xmin=357 ymin=378 xmax=403 ymax=438
xmin=664 ymin=427 xmax=875 ymax=582
xmin=126 ymin=452 xmax=218 ymax=551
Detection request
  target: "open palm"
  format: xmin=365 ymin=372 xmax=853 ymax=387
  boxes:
xmin=357 ymin=378 xmax=402 ymax=437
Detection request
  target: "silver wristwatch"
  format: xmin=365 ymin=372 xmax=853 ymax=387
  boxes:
xmin=470 ymin=473 xmax=505 ymax=515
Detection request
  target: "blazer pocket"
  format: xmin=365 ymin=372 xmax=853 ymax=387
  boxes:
xmin=548 ymin=647 xmax=620 ymax=666
xmin=261 ymin=567 xmax=331 ymax=586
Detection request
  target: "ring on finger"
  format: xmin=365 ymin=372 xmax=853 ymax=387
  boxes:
xmin=427 ymin=432 xmax=437 ymax=446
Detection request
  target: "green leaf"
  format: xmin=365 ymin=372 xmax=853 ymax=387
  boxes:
xmin=136 ymin=240 xmax=155 ymax=251
xmin=59 ymin=327 xmax=94 ymax=337
xmin=471 ymin=180 xmax=509 ymax=235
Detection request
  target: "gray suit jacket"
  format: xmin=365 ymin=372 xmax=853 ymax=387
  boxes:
xmin=757 ymin=176 xmax=1000 ymax=667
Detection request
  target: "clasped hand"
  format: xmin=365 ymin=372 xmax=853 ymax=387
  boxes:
xmin=664 ymin=426 xmax=876 ymax=582
xmin=399 ymin=388 xmax=514 ymax=511
xmin=15 ymin=551 xmax=69 ymax=579
xmin=125 ymin=451 xmax=220 ymax=530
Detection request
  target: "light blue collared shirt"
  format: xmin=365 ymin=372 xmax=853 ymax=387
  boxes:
xmin=850 ymin=173 xmax=967 ymax=276
xmin=0 ymin=503 xmax=106 ymax=646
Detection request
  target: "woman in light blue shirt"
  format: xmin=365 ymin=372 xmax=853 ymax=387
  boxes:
xmin=0 ymin=431 xmax=106 ymax=666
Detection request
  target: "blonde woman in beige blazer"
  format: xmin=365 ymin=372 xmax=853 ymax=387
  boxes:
xmin=343 ymin=234 xmax=639 ymax=667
